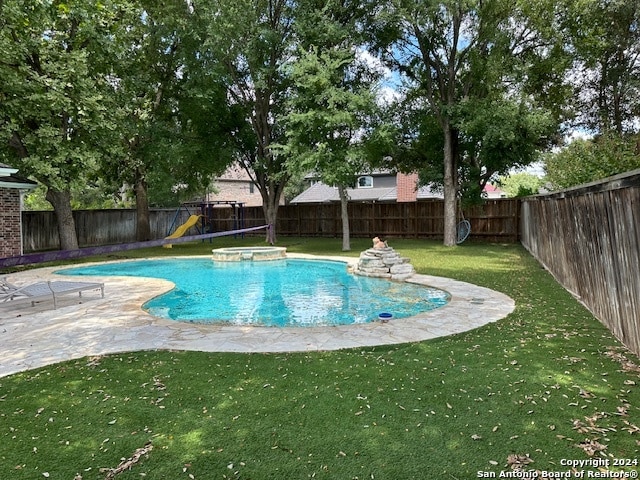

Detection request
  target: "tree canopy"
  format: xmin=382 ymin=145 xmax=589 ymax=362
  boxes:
xmin=2 ymin=0 xmax=639 ymax=248
xmin=498 ymin=172 xmax=545 ymax=198
xmin=197 ymin=0 xmax=296 ymax=244
xmin=0 ymin=0 xmax=127 ymax=249
xmin=101 ymin=0 xmax=239 ymax=240
xmin=544 ymin=133 xmax=640 ymax=189
xmin=558 ymin=0 xmax=640 ymax=134
xmin=278 ymin=0 xmax=384 ymax=250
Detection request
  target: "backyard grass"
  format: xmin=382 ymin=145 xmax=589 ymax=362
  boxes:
xmin=1 ymin=238 xmax=639 ymax=479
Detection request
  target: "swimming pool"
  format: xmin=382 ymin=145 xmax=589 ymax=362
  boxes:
xmin=60 ymin=258 xmax=450 ymax=327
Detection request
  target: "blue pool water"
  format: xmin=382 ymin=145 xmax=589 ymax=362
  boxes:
xmin=60 ymin=258 xmax=450 ymax=327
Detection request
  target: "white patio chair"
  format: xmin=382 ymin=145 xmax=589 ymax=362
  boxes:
xmin=0 ymin=277 xmax=104 ymax=309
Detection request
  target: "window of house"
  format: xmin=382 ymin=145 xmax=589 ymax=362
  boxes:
xmin=357 ymin=176 xmax=373 ymax=188
xmin=249 ymin=182 xmax=255 ymax=194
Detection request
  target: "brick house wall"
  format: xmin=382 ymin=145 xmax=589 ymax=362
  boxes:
xmin=1 ymin=164 xmax=37 ymax=258
xmin=0 ymin=188 xmax=23 ymax=257
xmin=207 ymin=164 xmax=284 ymax=207
xmin=207 ymin=179 xmax=264 ymax=207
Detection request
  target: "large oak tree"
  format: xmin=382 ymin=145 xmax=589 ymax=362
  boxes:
xmin=103 ymin=0 xmax=238 ymax=241
xmin=382 ymin=0 xmax=560 ymax=245
xmin=197 ymin=0 xmax=295 ymax=244
xmin=278 ymin=0 xmax=384 ymax=251
xmin=0 ymin=0 xmax=125 ymax=249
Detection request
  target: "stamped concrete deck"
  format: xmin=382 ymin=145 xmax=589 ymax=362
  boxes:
xmin=0 ymin=254 xmax=515 ymax=378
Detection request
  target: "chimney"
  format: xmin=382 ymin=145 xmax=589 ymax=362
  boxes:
xmin=396 ymin=172 xmax=418 ymax=202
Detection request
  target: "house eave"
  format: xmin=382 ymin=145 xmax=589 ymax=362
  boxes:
xmin=0 ymin=180 xmax=38 ymax=190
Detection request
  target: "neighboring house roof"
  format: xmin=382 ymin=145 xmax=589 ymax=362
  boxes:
xmin=290 ymin=181 xmax=443 ymax=204
xmin=483 ymin=184 xmax=505 ymax=198
xmin=290 ymin=174 xmax=504 ymax=204
xmin=0 ymin=164 xmax=37 ymax=190
xmin=303 ymin=168 xmax=393 ymax=180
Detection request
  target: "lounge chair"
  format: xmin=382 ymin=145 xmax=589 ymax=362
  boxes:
xmin=0 ymin=277 xmax=104 ymax=309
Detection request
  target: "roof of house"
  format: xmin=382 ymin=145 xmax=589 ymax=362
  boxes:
xmin=0 ymin=164 xmax=37 ymax=190
xmin=483 ymin=183 xmax=505 ymax=198
xmin=303 ymin=168 xmax=393 ymax=180
xmin=290 ymin=182 xmax=443 ymax=203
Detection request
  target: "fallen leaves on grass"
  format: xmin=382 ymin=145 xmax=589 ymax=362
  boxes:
xmin=153 ymin=377 xmax=166 ymax=391
xmin=100 ymin=442 xmax=153 ymax=479
xmin=622 ymin=420 xmax=640 ymax=434
xmin=578 ymin=388 xmax=595 ymax=399
xmin=572 ymin=413 xmax=611 ymax=435
xmin=575 ymin=438 xmax=607 ymax=456
xmin=604 ymin=347 xmax=640 ymax=375
xmin=505 ymin=454 xmax=584 ymax=480
xmin=506 ymin=453 xmax=533 ymax=470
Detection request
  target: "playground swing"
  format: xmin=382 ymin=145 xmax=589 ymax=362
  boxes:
xmin=456 ymin=203 xmax=471 ymax=244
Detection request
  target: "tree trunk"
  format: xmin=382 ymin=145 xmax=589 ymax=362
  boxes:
xmin=263 ymin=201 xmax=278 ymax=245
xmin=443 ymin=123 xmax=458 ymax=247
xmin=45 ymin=187 xmax=79 ymax=251
xmin=338 ymin=185 xmax=350 ymax=251
xmin=257 ymin=173 xmax=288 ymax=245
xmin=134 ymin=173 xmax=151 ymax=242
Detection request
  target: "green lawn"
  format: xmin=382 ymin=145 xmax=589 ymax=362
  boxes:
xmin=1 ymin=238 xmax=639 ymax=479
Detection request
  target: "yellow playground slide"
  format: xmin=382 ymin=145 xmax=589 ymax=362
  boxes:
xmin=162 ymin=215 xmax=201 ymax=248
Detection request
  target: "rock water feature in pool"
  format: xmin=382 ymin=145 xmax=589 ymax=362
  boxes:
xmin=352 ymin=237 xmax=416 ymax=281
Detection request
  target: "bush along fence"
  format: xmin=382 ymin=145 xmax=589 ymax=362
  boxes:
xmin=21 ymin=199 xmax=521 ymax=253
xmin=520 ymin=169 xmax=640 ymax=357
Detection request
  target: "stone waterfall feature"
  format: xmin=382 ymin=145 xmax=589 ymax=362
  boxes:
xmin=353 ymin=243 xmax=415 ymax=281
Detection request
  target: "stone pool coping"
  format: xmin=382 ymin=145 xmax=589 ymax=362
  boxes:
xmin=0 ymin=254 xmax=515 ymax=378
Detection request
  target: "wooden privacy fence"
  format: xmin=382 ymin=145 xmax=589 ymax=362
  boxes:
xmin=22 ymin=209 xmax=186 ymax=253
xmin=520 ymin=169 xmax=640 ymax=356
xmin=21 ymin=199 xmax=521 ymax=252
xmin=240 ymin=199 xmax=519 ymax=242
